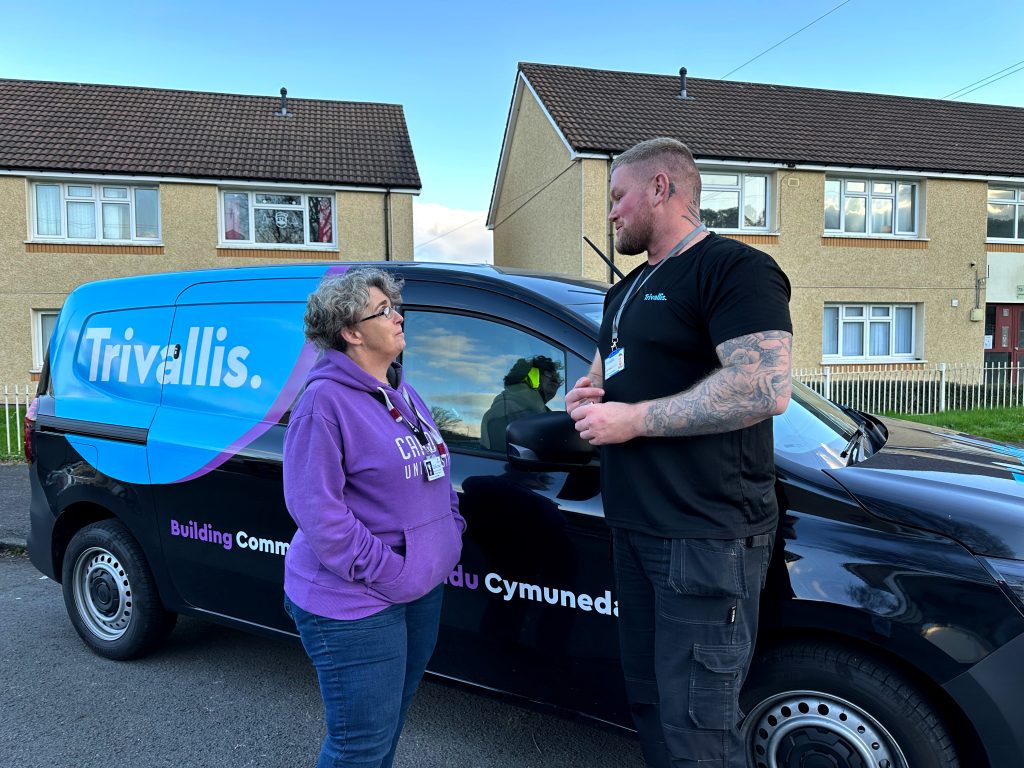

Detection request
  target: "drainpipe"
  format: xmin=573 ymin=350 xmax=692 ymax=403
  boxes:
xmin=384 ymin=189 xmax=392 ymax=261
xmin=607 ymin=157 xmax=616 ymax=283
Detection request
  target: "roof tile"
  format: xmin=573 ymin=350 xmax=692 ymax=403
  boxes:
xmin=0 ymin=79 xmax=421 ymax=188
xmin=519 ymin=63 xmax=1024 ymax=177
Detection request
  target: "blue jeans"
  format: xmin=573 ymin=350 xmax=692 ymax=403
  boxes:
xmin=284 ymin=585 xmax=444 ymax=768
xmin=612 ymin=528 xmax=773 ymax=768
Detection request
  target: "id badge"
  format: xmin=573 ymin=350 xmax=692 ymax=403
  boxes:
xmin=604 ymin=348 xmax=625 ymax=379
xmin=423 ymin=455 xmax=445 ymax=482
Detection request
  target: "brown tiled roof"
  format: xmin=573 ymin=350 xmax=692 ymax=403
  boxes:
xmin=0 ymin=79 xmax=420 ymax=189
xmin=520 ymin=63 xmax=1024 ymax=177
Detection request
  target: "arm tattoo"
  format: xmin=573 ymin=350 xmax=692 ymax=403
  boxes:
xmin=643 ymin=331 xmax=792 ymax=437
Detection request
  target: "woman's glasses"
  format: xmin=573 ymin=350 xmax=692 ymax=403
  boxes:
xmin=356 ymin=304 xmax=402 ymax=323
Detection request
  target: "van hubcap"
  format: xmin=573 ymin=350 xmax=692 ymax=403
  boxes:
xmin=746 ymin=691 xmax=906 ymax=768
xmin=72 ymin=547 xmax=133 ymax=640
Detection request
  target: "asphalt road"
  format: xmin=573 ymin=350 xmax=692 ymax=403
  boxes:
xmin=0 ymin=466 xmax=643 ymax=768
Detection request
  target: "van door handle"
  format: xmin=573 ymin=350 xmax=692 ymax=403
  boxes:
xmin=172 ymin=344 xmax=181 ymax=359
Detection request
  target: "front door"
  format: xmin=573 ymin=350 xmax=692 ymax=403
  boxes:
xmin=988 ymin=304 xmax=1024 ymax=373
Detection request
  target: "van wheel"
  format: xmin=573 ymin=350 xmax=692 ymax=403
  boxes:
xmin=740 ymin=643 xmax=959 ymax=768
xmin=62 ymin=520 xmax=176 ymax=660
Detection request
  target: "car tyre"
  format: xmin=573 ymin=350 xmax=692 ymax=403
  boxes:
xmin=62 ymin=520 xmax=176 ymax=660
xmin=741 ymin=642 xmax=959 ymax=768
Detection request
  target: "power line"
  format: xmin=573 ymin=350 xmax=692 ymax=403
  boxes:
xmin=720 ymin=0 xmax=854 ymax=80
xmin=945 ymin=61 xmax=1024 ymax=101
xmin=414 ymin=211 xmax=486 ymax=251
xmin=943 ymin=58 xmax=1024 ymax=99
xmin=413 ymin=162 xmax=577 ymax=252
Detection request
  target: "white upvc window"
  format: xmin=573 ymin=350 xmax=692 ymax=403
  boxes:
xmin=32 ymin=182 xmax=160 ymax=242
xmin=31 ymin=309 xmax=59 ymax=371
xmin=987 ymin=186 xmax=1024 ymax=240
xmin=824 ymin=178 xmax=919 ymax=236
xmin=220 ymin=190 xmax=336 ymax=248
xmin=823 ymin=303 xmax=918 ymax=361
xmin=699 ymin=171 xmax=770 ymax=232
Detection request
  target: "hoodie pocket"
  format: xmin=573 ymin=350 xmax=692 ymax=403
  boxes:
xmin=366 ymin=512 xmax=463 ymax=604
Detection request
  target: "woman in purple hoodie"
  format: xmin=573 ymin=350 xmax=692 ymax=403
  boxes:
xmin=282 ymin=267 xmax=465 ymax=768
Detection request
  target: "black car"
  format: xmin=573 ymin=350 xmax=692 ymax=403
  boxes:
xmin=27 ymin=262 xmax=1024 ymax=768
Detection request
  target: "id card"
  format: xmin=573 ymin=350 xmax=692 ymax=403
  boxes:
xmin=604 ymin=348 xmax=625 ymax=379
xmin=423 ymin=455 xmax=445 ymax=481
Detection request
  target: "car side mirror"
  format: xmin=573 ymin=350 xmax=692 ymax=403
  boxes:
xmin=506 ymin=411 xmax=597 ymax=470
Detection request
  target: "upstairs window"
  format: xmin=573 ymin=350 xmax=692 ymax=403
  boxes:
xmin=825 ymin=178 xmax=918 ymax=236
xmin=32 ymin=183 xmax=160 ymax=242
xmin=822 ymin=303 xmax=917 ymax=361
xmin=987 ymin=186 xmax=1024 ymax=240
xmin=221 ymin=190 xmax=335 ymax=247
xmin=699 ymin=172 xmax=769 ymax=231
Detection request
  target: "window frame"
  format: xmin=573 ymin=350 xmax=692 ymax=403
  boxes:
xmin=824 ymin=176 xmax=920 ymax=238
xmin=31 ymin=309 xmax=60 ymax=372
xmin=218 ymin=189 xmax=337 ymax=249
xmin=30 ymin=181 xmax=161 ymax=243
xmin=698 ymin=170 xmax=772 ymax=233
xmin=822 ymin=302 xmax=919 ymax=363
xmin=986 ymin=185 xmax=1024 ymax=241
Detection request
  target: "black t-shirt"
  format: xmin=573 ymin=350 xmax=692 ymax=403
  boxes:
xmin=598 ymin=233 xmax=792 ymax=538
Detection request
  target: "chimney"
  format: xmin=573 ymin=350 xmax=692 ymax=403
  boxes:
xmin=277 ymin=87 xmax=291 ymax=117
xmin=678 ymin=67 xmax=693 ymax=100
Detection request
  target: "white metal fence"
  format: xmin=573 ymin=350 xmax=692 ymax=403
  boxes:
xmin=794 ymin=363 xmax=1024 ymax=414
xmin=2 ymin=384 xmax=36 ymax=458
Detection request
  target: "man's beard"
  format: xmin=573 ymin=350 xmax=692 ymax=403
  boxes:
xmin=614 ymin=208 xmax=654 ymax=256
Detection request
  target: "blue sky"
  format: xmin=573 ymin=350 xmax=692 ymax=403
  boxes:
xmin=3 ymin=1 xmax=1022 ymax=261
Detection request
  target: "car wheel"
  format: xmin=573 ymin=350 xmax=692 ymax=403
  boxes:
xmin=62 ymin=520 xmax=176 ymax=660
xmin=741 ymin=642 xmax=959 ymax=768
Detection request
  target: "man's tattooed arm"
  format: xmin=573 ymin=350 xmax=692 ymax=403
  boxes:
xmin=641 ymin=330 xmax=792 ymax=437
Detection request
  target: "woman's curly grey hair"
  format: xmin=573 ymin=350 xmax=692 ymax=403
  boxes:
xmin=304 ymin=267 xmax=404 ymax=351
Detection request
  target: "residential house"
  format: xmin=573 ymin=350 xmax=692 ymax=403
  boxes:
xmin=0 ymin=79 xmax=421 ymax=384
xmin=488 ymin=63 xmax=1024 ymax=372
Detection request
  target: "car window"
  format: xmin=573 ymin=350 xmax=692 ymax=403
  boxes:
xmin=401 ymin=311 xmax=567 ymax=453
xmin=774 ymin=380 xmax=863 ymax=469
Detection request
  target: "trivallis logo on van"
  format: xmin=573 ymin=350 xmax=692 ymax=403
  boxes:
xmin=83 ymin=326 xmax=262 ymax=389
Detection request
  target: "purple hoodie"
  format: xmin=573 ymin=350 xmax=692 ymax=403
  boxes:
xmin=282 ymin=349 xmax=465 ymax=620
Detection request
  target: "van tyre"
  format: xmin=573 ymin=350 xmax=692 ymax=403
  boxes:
xmin=740 ymin=642 xmax=959 ymax=768
xmin=62 ymin=520 xmax=176 ymax=660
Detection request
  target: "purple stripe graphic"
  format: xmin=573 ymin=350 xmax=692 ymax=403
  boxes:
xmin=173 ymin=264 xmax=350 ymax=483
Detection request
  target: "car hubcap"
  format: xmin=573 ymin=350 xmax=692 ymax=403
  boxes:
xmin=745 ymin=691 xmax=907 ymax=768
xmin=72 ymin=546 xmax=132 ymax=640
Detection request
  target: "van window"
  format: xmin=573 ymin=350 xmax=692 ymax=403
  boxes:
xmin=401 ymin=311 xmax=566 ymax=453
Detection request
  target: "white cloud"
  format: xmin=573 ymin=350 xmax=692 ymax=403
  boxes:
xmin=413 ymin=202 xmax=492 ymax=264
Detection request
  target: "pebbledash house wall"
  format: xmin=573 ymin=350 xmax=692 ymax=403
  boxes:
xmin=493 ymin=90 xmax=987 ymax=371
xmin=491 ymin=86 xmax=582 ymax=276
xmin=0 ymin=175 xmax=414 ymax=384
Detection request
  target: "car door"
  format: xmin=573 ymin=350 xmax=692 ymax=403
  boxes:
xmin=399 ymin=278 xmax=629 ymax=725
xmin=147 ymin=277 xmax=318 ymax=632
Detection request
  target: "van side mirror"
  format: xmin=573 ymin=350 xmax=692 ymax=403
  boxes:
xmin=506 ymin=411 xmax=596 ymax=470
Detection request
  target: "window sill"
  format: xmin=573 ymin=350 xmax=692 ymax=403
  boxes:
xmin=26 ymin=239 xmax=164 ymax=246
xmin=217 ymin=243 xmax=337 ymax=251
xmin=822 ymin=233 xmax=926 ymax=241
xmin=820 ymin=358 xmax=926 ymax=366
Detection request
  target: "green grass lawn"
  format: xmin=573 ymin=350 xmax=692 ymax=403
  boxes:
xmin=884 ymin=407 xmax=1024 ymax=445
xmin=1 ymin=407 xmax=27 ymax=461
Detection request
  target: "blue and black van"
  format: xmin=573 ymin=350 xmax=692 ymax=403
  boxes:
xmin=26 ymin=262 xmax=1024 ymax=768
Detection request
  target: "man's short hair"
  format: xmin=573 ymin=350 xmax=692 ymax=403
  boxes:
xmin=611 ymin=137 xmax=701 ymax=200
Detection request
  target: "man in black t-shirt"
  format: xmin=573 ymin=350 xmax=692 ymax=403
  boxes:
xmin=567 ymin=138 xmax=792 ymax=768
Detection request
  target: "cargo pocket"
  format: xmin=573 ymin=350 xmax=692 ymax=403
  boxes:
xmin=689 ymin=642 xmax=750 ymax=730
xmin=668 ymin=538 xmax=748 ymax=598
